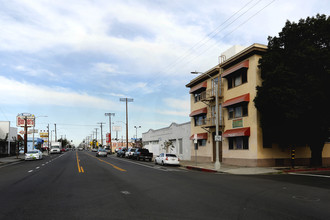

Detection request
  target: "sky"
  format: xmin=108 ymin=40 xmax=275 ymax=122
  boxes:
xmin=0 ymin=0 xmax=329 ymax=146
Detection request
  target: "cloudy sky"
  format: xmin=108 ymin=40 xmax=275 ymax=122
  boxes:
xmin=0 ymin=0 xmax=329 ymax=145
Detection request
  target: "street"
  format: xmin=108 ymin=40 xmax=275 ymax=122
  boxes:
xmin=0 ymin=151 xmax=330 ymax=220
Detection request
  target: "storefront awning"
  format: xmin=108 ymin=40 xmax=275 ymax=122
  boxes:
xmin=189 ymin=107 xmax=207 ymax=117
xmin=222 ymin=93 xmax=250 ymax=107
xmin=223 ymin=127 xmax=250 ymax=138
xmin=190 ymin=133 xmax=208 ymax=140
xmin=222 ymin=60 xmax=249 ymax=78
xmin=189 ymin=81 xmax=207 ymax=94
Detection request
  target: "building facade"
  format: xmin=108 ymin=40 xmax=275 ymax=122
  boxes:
xmin=186 ymin=43 xmax=330 ymax=166
xmin=142 ymin=122 xmax=191 ymax=160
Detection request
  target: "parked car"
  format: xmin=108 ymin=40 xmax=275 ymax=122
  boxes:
xmin=125 ymin=148 xmax=136 ymax=158
xmin=132 ymin=148 xmax=153 ymax=161
xmin=61 ymin=148 xmax=66 ymax=153
xmin=116 ymin=147 xmax=127 ymax=157
xmin=104 ymin=147 xmax=111 ymax=154
xmin=96 ymin=149 xmax=107 ymax=157
xmin=50 ymin=146 xmax=61 ymax=154
xmin=155 ymin=153 xmax=180 ymax=166
xmin=25 ymin=150 xmax=43 ymax=160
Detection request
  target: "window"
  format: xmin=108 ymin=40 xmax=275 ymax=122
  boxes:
xmin=228 ymin=137 xmax=249 ymax=150
xmin=227 ymin=69 xmax=247 ymax=89
xmin=211 ymin=77 xmax=220 ymax=96
xmin=194 ymin=114 xmax=206 ymax=126
xmin=194 ymin=93 xmax=201 ymax=102
xmin=178 ymin=139 xmax=183 ymax=154
xmin=228 ymin=103 xmax=248 ymax=119
xmin=198 ymin=139 xmax=206 ymax=146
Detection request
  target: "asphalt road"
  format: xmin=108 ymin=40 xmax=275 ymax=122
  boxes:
xmin=0 ymin=151 xmax=330 ymax=220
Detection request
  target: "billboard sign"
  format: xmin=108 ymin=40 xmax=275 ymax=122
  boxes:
xmin=16 ymin=114 xmax=35 ymax=127
xmin=106 ymin=133 xmax=111 ymax=143
xmin=113 ymin=126 xmax=122 ymax=132
xmin=39 ymin=132 xmax=49 ymax=138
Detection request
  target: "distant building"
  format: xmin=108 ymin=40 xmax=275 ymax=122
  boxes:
xmin=0 ymin=121 xmax=18 ymax=156
xmin=142 ymin=122 xmax=191 ymax=160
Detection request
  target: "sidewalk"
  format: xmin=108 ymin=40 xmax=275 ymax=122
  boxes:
xmin=0 ymin=152 xmax=49 ymax=167
xmin=0 ymin=154 xmax=25 ymax=167
xmin=180 ymin=160 xmax=330 ymax=175
xmin=180 ymin=161 xmax=280 ymax=175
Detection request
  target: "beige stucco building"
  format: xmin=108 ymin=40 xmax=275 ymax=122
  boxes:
xmin=186 ymin=43 xmax=330 ymax=167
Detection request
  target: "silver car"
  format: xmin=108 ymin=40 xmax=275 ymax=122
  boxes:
xmin=96 ymin=149 xmax=107 ymax=157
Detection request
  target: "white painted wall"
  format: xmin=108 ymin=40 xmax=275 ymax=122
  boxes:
xmin=142 ymin=122 xmax=191 ymax=160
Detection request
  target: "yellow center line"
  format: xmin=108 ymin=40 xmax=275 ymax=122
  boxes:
xmin=76 ymin=151 xmax=84 ymax=173
xmin=85 ymin=153 xmax=126 ymax=172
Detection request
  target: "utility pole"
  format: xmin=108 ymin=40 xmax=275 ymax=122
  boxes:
xmin=47 ymin=124 xmax=50 ymax=151
xmin=97 ymin=122 xmax=106 ymax=146
xmin=105 ymin=113 xmax=115 ymax=151
xmin=24 ymin=116 xmax=28 ymax=153
xmin=54 ymin=123 xmax=57 ymax=142
xmin=120 ymin=98 xmax=134 ymax=149
xmin=95 ymin=128 xmax=98 ymax=145
xmin=134 ymin=126 xmax=141 ymax=144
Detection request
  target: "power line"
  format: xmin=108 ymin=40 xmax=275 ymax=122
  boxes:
xmin=166 ymin=0 xmax=276 ymax=72
xmin=161 ymin=0 xmax=257 ymax=73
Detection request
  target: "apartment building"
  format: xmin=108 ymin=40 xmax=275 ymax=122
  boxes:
xmin=186 ymin=66 xmax=222 ymax=162
xmin=187 ymin=43 xmax=330 ymax=166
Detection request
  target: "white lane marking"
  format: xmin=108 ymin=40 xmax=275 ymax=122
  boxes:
xmin=42 ymin=164 xmax=45 ymax=166
xmin=289 ymin=173 xmax=330 ymax=178
xmin=121 ymin=191 xmax=131 ymax=195
xmin=28 ymin=170 xmax=33 ymax=173
xmin=111 ymin=156 xmax=184 ymax=172
xmin=36 ymin=167 xmax=40 ymax=169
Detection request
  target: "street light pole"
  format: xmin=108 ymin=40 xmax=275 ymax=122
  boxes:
xmin=120 ymin=98 xmax=134 ymax=149
xmin=191 ymin=71 xmax=221 ymax=170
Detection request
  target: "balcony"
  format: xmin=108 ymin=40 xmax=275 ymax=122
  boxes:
xmin=201 ymin=116 xmax=224 ymax=132
xmin=200 ymin=88 xmax=222 ymax=103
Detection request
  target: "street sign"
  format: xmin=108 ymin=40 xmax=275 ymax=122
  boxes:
xmin=29 ymin=129 xmax=38 ymax=133
xmin=215 ymin=135 xmax=222 ymax=142
xmin=193 ymin=134 xmax=198 ymax=144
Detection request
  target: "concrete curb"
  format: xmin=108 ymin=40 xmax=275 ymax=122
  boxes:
xmin=283 ymin=167 xmax=330 ymax=173
xmin=185 ymin=165 xmax=218 ymax=173
xmin=0 ymin=158 xmax=24 ymax=167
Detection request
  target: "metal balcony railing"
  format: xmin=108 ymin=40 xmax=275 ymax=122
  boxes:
xmin=200 ymin=88 xmax=222 ymax=102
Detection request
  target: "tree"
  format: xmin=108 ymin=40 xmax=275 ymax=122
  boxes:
xmin=162 ymin=140 xmax=174 ymax=153
xmin=254 ymin=14 xmax=330 ymax=167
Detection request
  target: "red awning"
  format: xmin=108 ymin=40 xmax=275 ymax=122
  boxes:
xmin=222 ymin=93 xmax=250 ymax=107
xmin=223 ymin=127 xmax=250 ymax=138
xmin=189 ymin=81 xmax=207 ymax=94
xmin=222 ymin=60 xmax=249 ymax=78
xmin=190 ymin=133 xmax=208 ymax=140
xmin=189 ymin=107 xmax=207 ymax=117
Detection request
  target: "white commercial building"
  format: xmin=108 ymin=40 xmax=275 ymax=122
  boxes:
xmin=142 ymin=122 xmax=191 ymax=160
xmin=0 ymin=121 xmax=18 ymax=155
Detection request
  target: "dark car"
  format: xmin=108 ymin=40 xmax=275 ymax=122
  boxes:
xmin=116 ymin=147 xmax=127 ymax=157
xmin=132 ymin=148 xmax=153 ymax=161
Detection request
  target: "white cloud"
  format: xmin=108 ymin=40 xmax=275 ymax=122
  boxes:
xmin=0 ymin=76 xmax=119 ymax=110
xmin=14 ymin=65 xmax=58 ymax=79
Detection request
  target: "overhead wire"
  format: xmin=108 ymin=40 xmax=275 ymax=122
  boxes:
xmin=161 ymin=0 xmax=256 ymax=74
xmin=172 ymin=0 xmax=276 ymax=70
